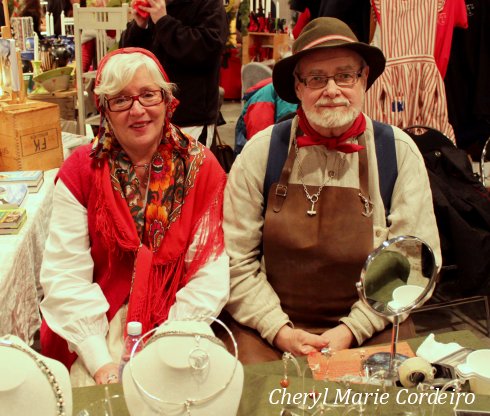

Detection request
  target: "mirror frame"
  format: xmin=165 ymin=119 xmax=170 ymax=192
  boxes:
xmin=356 ymin=235 xmax=438 ymax=317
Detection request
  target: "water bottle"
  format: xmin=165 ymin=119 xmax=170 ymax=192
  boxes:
xmin=118 ymin=321 xmax=143 ymax=381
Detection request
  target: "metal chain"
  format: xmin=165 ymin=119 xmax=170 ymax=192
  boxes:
xmin=294 ymin=139 xmax=338 ymax=205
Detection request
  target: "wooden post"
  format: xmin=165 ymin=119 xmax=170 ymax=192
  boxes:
xmin=1 ymin=0 xmax=12 ymax=38
xmin=15 ymin=50 xmax=26 ymax=103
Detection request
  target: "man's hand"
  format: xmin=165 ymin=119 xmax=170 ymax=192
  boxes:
xmin=273 ymin=325 xmax=329 ymax=356
xmin=131 ymin=0 xmax=150 ymax=28
xmin=320 ymin=324 xmax=355 ymax=351
xmin=94 ymin=362 xmax=120 ymax=384
xmin=131 ymin=0 xmax=167 ymax=27
xmin=133 ymin=0 xmax=150 ymax=18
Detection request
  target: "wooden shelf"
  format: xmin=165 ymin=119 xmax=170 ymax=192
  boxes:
xmin=242 ymin=32 xmax=289 ymax=64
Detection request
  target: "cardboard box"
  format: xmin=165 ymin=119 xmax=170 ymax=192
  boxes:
xmin=0 ymin=100 xmax=64 ymax=171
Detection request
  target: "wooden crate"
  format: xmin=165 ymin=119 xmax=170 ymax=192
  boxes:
xmin=0 ymin=100 xmax=64 ymax=171
xmin=28 ymin=89 xmax=77 ymax=121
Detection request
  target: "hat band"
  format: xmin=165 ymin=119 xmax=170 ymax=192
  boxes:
xmin=299 ymin=35 xmax=356 ymax=53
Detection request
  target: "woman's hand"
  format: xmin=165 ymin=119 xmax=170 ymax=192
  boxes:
xmin=273 ymin=325 xmax=329 ymax=356
xmin=320 ymin=324 xmax=355 ymax=351
xmin=94 ymin=362 xmax=120 ymax=384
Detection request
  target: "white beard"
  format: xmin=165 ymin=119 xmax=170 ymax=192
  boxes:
xmin=304 ymin=101 xmax=361 ymax=132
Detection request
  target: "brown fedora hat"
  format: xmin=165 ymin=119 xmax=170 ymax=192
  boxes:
xmin=273 ymin=17 xmax=386 ymax=103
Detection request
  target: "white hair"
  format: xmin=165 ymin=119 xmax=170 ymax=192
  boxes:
xmin=94 ymin=52 xmax=175 ymax=107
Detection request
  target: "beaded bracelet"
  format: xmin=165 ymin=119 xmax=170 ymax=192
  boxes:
xmin=0 ymin=335 xmax=66 ymax=416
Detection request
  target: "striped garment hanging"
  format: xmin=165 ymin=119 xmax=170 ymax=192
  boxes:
xmin=365 ymin=0 xmax=455 ymax=142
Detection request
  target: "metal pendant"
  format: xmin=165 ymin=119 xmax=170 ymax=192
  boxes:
xmin=307 ymin=202 xmax=317 ymax=216
xmin=358 ymin=192 xmax=373 ymax=217
xmin=307 ymin=195 xmax=319 ymax=216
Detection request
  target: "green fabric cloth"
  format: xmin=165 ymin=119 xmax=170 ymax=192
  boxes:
xmin=72 ymin=331 xmax=490 ymax=416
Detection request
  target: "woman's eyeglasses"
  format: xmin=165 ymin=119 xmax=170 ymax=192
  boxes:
xmin=105 ymin=90 xmax=164 ymax=112
xmin=296 ymin=68 xmax=364 ymax=89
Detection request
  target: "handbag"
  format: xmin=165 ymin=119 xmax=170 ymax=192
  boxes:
xmin=210 ymin=126 xmax=236 ymax=173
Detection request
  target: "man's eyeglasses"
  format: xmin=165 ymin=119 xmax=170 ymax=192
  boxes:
xmin=296 ymin=68 xmax=364 ymax=89
xmin=105 ymin=89 xmax=164 ymax=112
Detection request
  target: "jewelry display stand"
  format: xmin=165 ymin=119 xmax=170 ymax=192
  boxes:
xmin=0 ymin=334 xmax=73 ymax=416
xmin=122 ymin=319 xmax=244 ymax=416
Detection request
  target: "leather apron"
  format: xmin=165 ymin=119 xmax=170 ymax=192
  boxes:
xmin=263 ymin=135 xmax=373 ymax=331
xmin=219 ymin=133 xmax=415 ymax=364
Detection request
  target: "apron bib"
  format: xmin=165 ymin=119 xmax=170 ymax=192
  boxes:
xmin=263 ymin=135 xmax=373 ymax=330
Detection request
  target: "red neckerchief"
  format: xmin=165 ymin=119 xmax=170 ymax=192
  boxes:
xmin=296 ymin=107 xmax=366 ymax=153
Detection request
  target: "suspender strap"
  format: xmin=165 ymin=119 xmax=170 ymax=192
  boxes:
xmin=372 ymin=120 xmax=397 ymax=221
xmin=263 ymin=118 xmax=293 ymax=213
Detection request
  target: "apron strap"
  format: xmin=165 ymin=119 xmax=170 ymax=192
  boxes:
xmin=357 ymin=135 xmax=373 ymax=218
xmin=272 ymin=139 xmax=297 ymax=213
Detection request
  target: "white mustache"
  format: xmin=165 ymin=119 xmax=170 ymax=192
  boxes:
xmin=315 ymin=100 xmax=350 ymax=107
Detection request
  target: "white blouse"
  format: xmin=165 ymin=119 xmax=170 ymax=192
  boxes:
xmin=40 ymin=179 xmax=230 ymax=376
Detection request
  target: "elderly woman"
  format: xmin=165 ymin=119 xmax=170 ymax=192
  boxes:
xmin=39 ymin=47 xmax=228 ymax=387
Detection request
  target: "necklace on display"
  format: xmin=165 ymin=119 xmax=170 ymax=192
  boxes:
xmin=294 ymin=139 xmax=345 ymax=216
xmin=128 ymin=316 xmax=239 ymax=416
xmin=0 ymin=335 xmax=66 ymax=416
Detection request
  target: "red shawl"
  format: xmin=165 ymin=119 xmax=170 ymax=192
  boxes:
xmin=40 ymin=143 xmax=225 ymax=369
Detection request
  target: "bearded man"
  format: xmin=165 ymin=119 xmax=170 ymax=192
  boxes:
xmin=222 ymin=17 xmax=441 ymax=364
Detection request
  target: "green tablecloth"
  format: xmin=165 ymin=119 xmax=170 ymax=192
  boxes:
xmin=72 ymin=330 xmax=490 ymax=416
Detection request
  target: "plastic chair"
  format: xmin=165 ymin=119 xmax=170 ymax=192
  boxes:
xmin=240 ymin=62 xmax=272 ymax=100
xmin=73 ymin=3 xmax=129 ymax=135
xmin=403 ymin=125 xmax=490 ymax=336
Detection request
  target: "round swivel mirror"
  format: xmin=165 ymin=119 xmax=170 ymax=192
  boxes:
xmin=356 ymin=235 xmax=438 ymax=380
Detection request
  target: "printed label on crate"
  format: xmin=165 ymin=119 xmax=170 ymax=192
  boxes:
xmin=20 ymin=129 xmax=60 ymax=157
xmin=0 ymin=146 xmax=10 ymax=158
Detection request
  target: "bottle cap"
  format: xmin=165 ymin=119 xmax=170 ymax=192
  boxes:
xmin=127 ymin=321 xmax=142 ymax=336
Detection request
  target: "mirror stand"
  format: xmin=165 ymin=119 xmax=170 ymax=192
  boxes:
xmin=363 ymin=315 xmax=409 ymax=383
